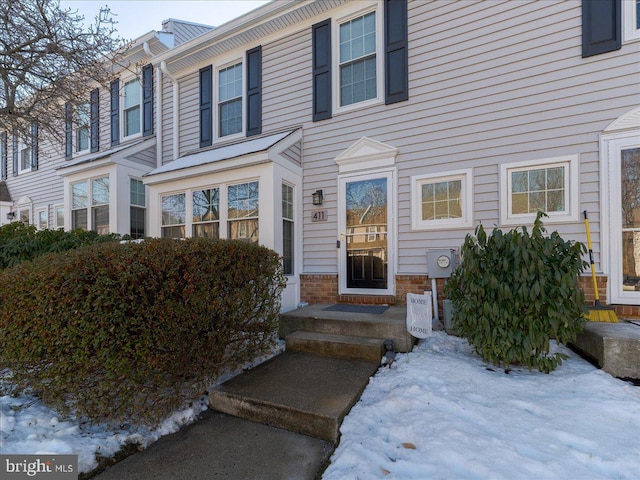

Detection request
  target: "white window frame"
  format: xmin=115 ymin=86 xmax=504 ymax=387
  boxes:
xmin=75 ymin=102 xmax=90 ymax=154
xmin=216 ymin=60 xmax=244 ymax=140
xmin=54 ymin=204 xmax=64 ymax=229
xmin=333 ymin=2 xmax=384 ymax=115
xmin=35 ymin=207 xmax=48 ymax=230
xmin=227 ymin=180 xmax=259 ymax=243
xmin=161 ymin=191 xmax=187 ymax=239
xmin=71 ymin=175 xmax=110 ymax=232
xmin=130 ymin=178 xmax=146 ymax=239
xmin=282 ymin=182 xmax=295 ymax=276
xmin=411 ymin=169 xmax=473 ymax=231
xmin=18 ymin=136 xmax=32 ymax=174
xmin=122 ymin=76 xmax=142 ymax=140
xmin=192 ymin=186 xmax=220 ymax=238
xmin=499 ymin=155 xmax=579 ymax=226
xmin=623 ymin=0 xmax=640 ymax=42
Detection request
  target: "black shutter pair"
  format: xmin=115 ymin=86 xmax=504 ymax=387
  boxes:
xmin=582 ymin=0 xmax=621 ymax=58
xmin=200 ymin=48 xmax=263 ymax=147
xmin=312 ymin=0 xmax=409 ymax=122
xmin=0 ymin=132 xmax=7 ymax=180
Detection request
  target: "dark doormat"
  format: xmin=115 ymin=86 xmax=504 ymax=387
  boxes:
xmin=323 ymin=304 xmax=389 ymax=314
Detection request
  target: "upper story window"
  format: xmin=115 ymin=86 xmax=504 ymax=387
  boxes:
xmin=218 ymin=63 xmax=243 ymax=137
xmin=123 ymin=78 xmax=141 ymax=138
xmin=500 ymin=156 xmax=579 ymax=226
xmin=18 ymin=136 xmax=32 ymax=174
xmin=339 ymin=11 xmax=378 ymax=107
xmin=76 ymin=103 xmax=90 ymax=153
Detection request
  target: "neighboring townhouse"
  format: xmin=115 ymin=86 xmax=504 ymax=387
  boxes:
xmin=1 ymin=1 xmax=638 ymax=318
xmin=142 ymin=0 xmax=640 ymax=315
xmin=0 ymin=19 xmax=213 ymax=236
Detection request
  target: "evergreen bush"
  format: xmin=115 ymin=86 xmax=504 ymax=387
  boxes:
xmin=445 ymin=212 xmax=587 ymax=373
xmin=0 ymin=238 xmax=286 ymax=425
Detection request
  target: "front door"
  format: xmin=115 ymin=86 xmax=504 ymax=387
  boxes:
xmin=606 ymin=134 xmax=640 ymax=304
xmin=339 ymin=171 xmax=394 ymax=295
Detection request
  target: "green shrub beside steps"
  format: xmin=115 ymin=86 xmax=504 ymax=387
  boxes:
xmin=0 ymin=238 xmax=286 ymax=426
xmin=445 ymin=212 xmax=588 ymax=373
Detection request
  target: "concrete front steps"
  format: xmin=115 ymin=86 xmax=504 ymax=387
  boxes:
xmin=208 ymin=303 xmax=413 ymax=443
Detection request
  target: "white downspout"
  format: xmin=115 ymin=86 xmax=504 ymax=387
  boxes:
xmin=155 ymin=66 xmax=163 ymax=168
xmin=160 ymin=61 xmax=179 ymax=162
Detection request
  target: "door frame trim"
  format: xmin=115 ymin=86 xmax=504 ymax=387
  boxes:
xmin=601 ymin=128 xmax=640 ymax=304
xmin=337 ymin=167 xmax=396 ymax=296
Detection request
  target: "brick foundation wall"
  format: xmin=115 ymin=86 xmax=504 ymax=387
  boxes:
xmin=299 ymin=274 xmax=338 ymax=305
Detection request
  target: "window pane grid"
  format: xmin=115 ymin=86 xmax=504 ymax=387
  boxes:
xmin=339 ymin=11 xmax=377 ymax=107
xmin=76 ymin=103 xmax=90 ymax=152
xmin=511 ymin=166 xmax=566 ymax=215
xmin=123 ymin=79 xmax=141 ymax=136
xmin=228 ymin=181 xmax=259 ymax=242
xmin=421 ymin=180 xmax=463 ymax=221
xmin=219 ymin=63 xmax=242 ymax=137
xmin=130 ymin=179 xmax=145 ymax=207
xmin=193 ymin=188 xmax=220 ymax=239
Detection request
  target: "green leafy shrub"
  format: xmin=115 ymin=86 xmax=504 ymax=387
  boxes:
xmin=0 ymin=223 xmax=121 ymax=269
xmin=0 ymin=238 xmax=286 ymax=425
xmin=445 ymin=212 xmax=587 ymax=373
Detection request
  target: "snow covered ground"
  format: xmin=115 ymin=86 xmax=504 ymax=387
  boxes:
xmin=1 ymin=332 xmax=639 ymax=478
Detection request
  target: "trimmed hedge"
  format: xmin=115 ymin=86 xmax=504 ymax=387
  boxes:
xmin=445 ymin=213 xmax=587 ymax=373
xmin=0 ymin=238 xmax=286 ymax=425
xmin=0 ymin=222 xmax=121 ymax=269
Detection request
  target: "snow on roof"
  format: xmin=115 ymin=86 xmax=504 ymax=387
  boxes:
xmin=146 ymin=130 xmax=295 ymax=176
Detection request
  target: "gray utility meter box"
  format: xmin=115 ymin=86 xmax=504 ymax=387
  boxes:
xmin=426 ymin=249 xmax=458 ymax=278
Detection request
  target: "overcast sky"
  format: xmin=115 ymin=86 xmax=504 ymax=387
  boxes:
xmin=59 ymin=0 xmax=271 ymax=40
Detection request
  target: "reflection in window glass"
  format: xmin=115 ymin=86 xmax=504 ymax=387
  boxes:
xmin=339 ymin=11 xmax=377 ymax=106
xmin=161 ymin=193 xmax=186 ymax=238
xmin=228 ymin=181 xmax=259 ymax=242
xmin=511 ymin=166 xmax=565 ymax=215
xmin=421 ymin=180 xmax=462 ymax=221
xmin=193 ymin=188 xmax=220 ymax=238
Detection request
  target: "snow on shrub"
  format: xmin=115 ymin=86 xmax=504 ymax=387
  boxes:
xmin=445 ymin=212 xmax=587 ymax=373
xmin=0 ymin=238 xmax=286 ymax=425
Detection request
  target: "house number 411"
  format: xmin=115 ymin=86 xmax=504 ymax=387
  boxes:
xmin=311 ymin=210 xmax=328 ymax=222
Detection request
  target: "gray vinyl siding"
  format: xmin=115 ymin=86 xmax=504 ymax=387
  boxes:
xmin=177 ymin=72 xmax=201 ymax=156
xmin=161 ymin=75 xmax=175 ymax=165
xmin=295 ymin=0 xmax=640 ymax=274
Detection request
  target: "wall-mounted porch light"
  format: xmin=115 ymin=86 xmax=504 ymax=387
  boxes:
xmin=6 ymin=211 xmax=15 ymax=221
xmin=312 ymin=189 xmax=324 ymax=206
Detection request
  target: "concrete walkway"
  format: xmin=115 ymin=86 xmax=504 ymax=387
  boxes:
xmin=94 ymin=410 xmax=333 ymax=480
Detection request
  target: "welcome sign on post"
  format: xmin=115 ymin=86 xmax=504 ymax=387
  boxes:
xmin=406 ymin=292 xmax=433 ymax=338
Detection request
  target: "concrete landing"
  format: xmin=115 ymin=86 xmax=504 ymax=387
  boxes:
xmin=95 ymin=410 xmax=333 ymax=480
xmin=571 ymin=321 xmax=640 ymax=380
xmin=208 ymin=351 xmax=379 ymax=443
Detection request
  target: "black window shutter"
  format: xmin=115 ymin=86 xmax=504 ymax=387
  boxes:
xmin=30 ymin=122 xmax=38 ymax=171
xmin=142 ymin=64 xmax=154 ymax=137
xmin=385 ymin=0 xmax=409 ymax=104
xmin=312 ymin=20 xmax=332 ymax=122
xmin=582 ymin=0 xmax=621 ymax=58
xmin=1 ymin=132 xmax=7 ymax=180
xmin=65 ymin=103 xmax=73 ymax=160
xmin=199 ymin=65 xmax=213 ymax=148
xmin=12 ymin=131 xmax=17 ymax=177
xmin=246 ymin=46 xmax=262 ymax=137
xmin=110 ymin=79 xmax=120 ymax=146
xmin=90 ymin=88 xmax=100 ymax=152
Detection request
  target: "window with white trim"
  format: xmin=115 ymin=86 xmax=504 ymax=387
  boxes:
xmin=18 ymin=208 xmax=30 ymax=225
xmin=18 ymin=136 xmax=32 ymax=174
xmin=76 ymin=103 xmax=90 ymax=153
xmin=500 ymin=156 xmax=579 ymax=225
xmin=218 ymin=62 xmax=243 ymax=137
xmin=161 ymin=192 xmax=186 ymax=239
xmin=193 ymin=187 xmax=220 ymax=238
xmin=54 ymin=205 xmax=64 ymax=229
xmin=623 ymin=0 xmax=640 ymax=41
xmin=411 ymin=169 xmax=473 ymax=230
xmin=282 ymin=183 xmax=294 ymax=275
xmin=71 ymin=176 xmax=109 ymax=232
xmin=123 ymin=78 xmax=141 ymax=138
xmin=228 ymin=181 xmax=259 ymax=242
xmin=130 ymin=179 xmax=145 ymax=239
xmin=36 ymin=208 xmax=47 ymax=230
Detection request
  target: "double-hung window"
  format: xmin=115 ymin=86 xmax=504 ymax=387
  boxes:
xmin=130 ymin=179 xmax=145 ymax=239
xmin=161 ymin=193 xmax=186 ymax=238
xmin=218 ymin=63 xmax=243 ymax=137
xmin=123 ymin=78 xmax=141 ymax=138
xmin=500 ymin=156 xmax=578 ymax=225
xmin=228 ymin=181 xmax=259 ymax=242
xmin=412 ymin=169 xmax=473 ymax=230
xmin=193 ymin=187 xmax=220 ymax=238
xmin=76 ymin=103 xmax=90 ymax=153
xmin=36 ymin=208 xmax=48 ymax=230
xmin=71 ymin=177 xmax=109 ymax=232
xmin=339 ymin=11 xmax=378 ymax=107
xmin=282 ymin=184 xmax=294 ymax=275
xmin=19 ymin=137 xmax=32 ymax=174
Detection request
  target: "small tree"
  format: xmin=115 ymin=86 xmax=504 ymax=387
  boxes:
xmin=445 ymin=212 xmax=587 ymax=373
xmin=0 ymin=0 xmax=127 ymax=144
